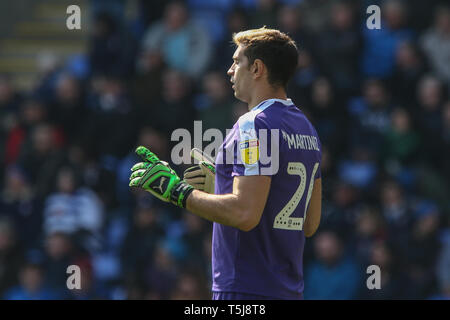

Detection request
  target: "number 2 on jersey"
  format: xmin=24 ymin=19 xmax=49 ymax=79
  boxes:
xmin=273 ymin=162 xmax=319 ymax=231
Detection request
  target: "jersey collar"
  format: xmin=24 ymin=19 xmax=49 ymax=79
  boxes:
xmin=251 ymin=98 xmax=293 ymax=111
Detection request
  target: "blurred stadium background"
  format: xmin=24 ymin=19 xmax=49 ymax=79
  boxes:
xmin=0 ymin=0 xmax=449 ymax=300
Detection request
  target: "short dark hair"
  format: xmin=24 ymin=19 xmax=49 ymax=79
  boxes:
xmin=233 ymin=27 xmax=298 ymax=88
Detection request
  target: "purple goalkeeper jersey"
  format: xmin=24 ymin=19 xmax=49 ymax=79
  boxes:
xmin=212 ymin=98 xmax=322 ymax=299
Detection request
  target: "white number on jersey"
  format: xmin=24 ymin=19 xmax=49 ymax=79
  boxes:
xmin=273 ymin=162 xmax=319 ymax=231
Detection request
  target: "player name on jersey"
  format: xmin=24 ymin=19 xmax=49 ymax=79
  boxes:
xmin=281 ymin=130 xmax=320 ymax=151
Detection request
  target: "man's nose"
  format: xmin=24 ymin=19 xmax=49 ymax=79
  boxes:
xmin=227 ymin=64 xmax=234 ymax=76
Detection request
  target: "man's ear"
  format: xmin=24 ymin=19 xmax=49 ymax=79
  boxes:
xmin=252 ymin=59 xmax=265 ymax=79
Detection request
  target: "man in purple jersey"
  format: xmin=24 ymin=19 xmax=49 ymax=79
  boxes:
xmin=129 ymin=27 xmax=322 ymax=300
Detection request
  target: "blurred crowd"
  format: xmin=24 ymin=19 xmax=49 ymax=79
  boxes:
xmin=0 ymin=0 xmax=450 ymax=300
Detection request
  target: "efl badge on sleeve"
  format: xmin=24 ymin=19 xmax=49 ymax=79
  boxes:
xmin=240 ymin=139 xmax=259 ymax=165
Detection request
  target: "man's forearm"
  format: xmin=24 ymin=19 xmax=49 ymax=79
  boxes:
xmin=186 ymin=190 xmax=249 ymax=230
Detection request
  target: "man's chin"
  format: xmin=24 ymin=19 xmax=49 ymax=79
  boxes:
xmin=234 ymin=91 xmax=246 ymax=103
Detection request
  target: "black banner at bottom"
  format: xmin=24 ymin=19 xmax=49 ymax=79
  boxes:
xmin=0 ymin=299 xmax=443 ymax=318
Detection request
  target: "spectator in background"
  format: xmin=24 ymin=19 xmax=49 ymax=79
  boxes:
xmin=165 ymin=212 xmax=211 ymax=273
xmin=307 ymin=77 xmax=348 ymax=158
xmin=433 ymin=237 xmax=450 ymax=300
xmin=84 ymin=75 xmax=138 ymax=159
xmin=88 ymin=11 xmax=137 ymax=78
xmin=4 ymin=98 xmax=49 ymax=165
xmin=348 ymin=79 xmax=392 ymax=151
xmin=43 ymin=166 xmax=103 ymax=251
xmin=214 ymin=8 xmax=250 ymax=73
xmin=135 ymin=0 xmax=167 ymax=36
xmin=32 ymin=51 xmax=67 ymax=104
xmin=48 ymin=74 xmax=87 ymax=146
xmin=357 ymin=241 xmax=410 ymax=299
xmin=405 ymin=201 xmax=441 ymax=298
xmin=361 ymin=0 xmax=414 ymax=78
xmin=3 ymin=263 xmax=60 ymax=300
xmin=441 ymin=101 xmax=450 ymax=181
xmin=0 ymin=75 xmax=21 ymax=113
xmin=379 ymin=179 xmax=413 ymax=260
xmin=277 ymin=3 xmax=314 ymax=53
xmin=288 ymin=49 xmax=320 ymax=108
xmin=132 ymin=47 xmax=165 ymax=115
xmin=68 ymin=259 xmax=106 ymax=300
xmin=338 ymin=145 xmax=378 ymax=190
xmin=184 ymin=0 xmax=235 ymax=44
xmin=248 ymin=0 xmax=279 ymax=30
xmin=195 ymin=70 xmax=235 ymax=136
xmin=381 ymin=107 xmax=421 ymax=170
xmin=0 ymin=76 xmax=22 ymax=178
xmin=42 ymin=231 xmax=90 ymax=298
xmin=141 ymin=69 xmax=196 ymax=137
xmin=170 ymin=270 xmax=210 ymax=300
xmin=298 ymin=0 xmax=336 ymax=33
xmin=351 ymin=206 xmax=386 ymax=265
xmin=141 ymin=1 xmax=212 ymax=79
xmin=0 ymin=166 xmax=42 ymax=247
xmin=406 ymin=0 xmax=442 ymax=32
xmin=414 ymin=75 xmax=445 ymax=168
xmin=0 ymin=218 xmax=24 ymax=297
xmin=202 ymin=231 xmax=213 ymax=287
xmin=120 ymin=198 xmax=165 ymax=291
xmin=182 ymin=214 xmax=210 ymax=272
xmin=304 ymin=230 xmax=361 ymax=300
xmin=90 ymin=0 xmax=126 ymax=22
xmin=320 ymin=181 xmax=360 ymax=242
xmin=17 ymin=123 xmax=66 ymax=199
xmin=390 ymin=41 xmax=427 ymax=106
xmin=420 ymin=6 xmax=450 ymax=84
xmin=314 ymin=1 xmax=362 ymax=96
xmin=144 ymin=244 xmax=178 ymax=300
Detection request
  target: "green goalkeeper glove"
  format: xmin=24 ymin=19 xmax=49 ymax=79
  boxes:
xmin=129 ymin=146 xmax=194 ymax=208
xmin=183 ymin=148 xmax=216 ymax=194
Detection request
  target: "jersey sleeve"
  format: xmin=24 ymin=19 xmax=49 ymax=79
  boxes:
xmin=231 ymin=111 xmax=278 ymax=177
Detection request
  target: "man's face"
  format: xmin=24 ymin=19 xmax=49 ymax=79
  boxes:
xmin=227 ymin=45 xmax=253 ymax=103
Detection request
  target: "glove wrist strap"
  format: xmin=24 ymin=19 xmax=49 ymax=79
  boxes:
xmin=170 ymin=181 xmax=194 ymax=208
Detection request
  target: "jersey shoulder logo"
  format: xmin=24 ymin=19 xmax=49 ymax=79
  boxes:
xmin=240 ymin=139 xmax=259 ymax=165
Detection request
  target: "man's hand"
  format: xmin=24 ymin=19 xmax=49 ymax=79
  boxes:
xmin=183 ymin=148 xmax=216 ymax=194
xmin=129 ymin=146 xmax=194 ymax=208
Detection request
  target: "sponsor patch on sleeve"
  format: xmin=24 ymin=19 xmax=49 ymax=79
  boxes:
xmin=239 ymin=139 xmax=259 ymax=165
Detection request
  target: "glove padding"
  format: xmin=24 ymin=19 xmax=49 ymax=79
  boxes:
xmin=129 ymin=146 xmax=194 ymax=208
xmin=183 ymin=148 xmax=216 ymax=194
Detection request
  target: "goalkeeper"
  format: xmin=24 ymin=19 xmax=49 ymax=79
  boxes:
xmin=130 ymin=27 xmax=322 ymax=300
